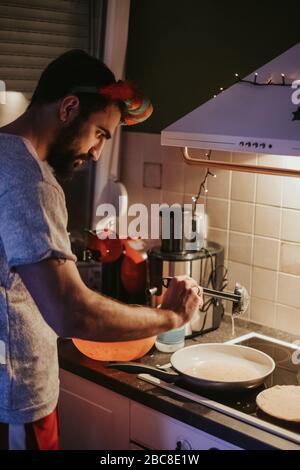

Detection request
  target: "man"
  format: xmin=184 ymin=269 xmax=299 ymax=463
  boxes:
xmin=0 ymin=50 xmax=203 ymax=450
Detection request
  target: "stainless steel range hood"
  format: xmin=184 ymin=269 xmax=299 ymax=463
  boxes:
xmin=161 ymin=43 xmax=300 ymax=171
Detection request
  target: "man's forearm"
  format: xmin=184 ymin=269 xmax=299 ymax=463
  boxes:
xmin=16 ymin=259 xmax=200 ymax=340
xmin=65 ymin=289 xmax=180 ymax=341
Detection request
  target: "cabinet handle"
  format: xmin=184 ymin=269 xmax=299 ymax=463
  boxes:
xmin=182 ymin=146 xmax=300 ymax=178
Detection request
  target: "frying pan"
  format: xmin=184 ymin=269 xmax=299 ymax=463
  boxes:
xmin=107 ymin=343 xmax=275 ymax=391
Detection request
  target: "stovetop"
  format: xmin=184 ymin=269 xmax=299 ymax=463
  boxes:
xmin=138 ymin=333 xmax=300 ymax=445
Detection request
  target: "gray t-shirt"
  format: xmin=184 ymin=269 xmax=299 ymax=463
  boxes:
xmin=0 ymin=133 xmax=76 ymax=424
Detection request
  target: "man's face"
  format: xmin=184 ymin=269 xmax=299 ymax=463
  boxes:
xmin=47 ymin=103 xmax=121 ymax=180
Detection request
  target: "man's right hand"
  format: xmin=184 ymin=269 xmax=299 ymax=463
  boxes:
xmin=161 ymin=275 xmax=203 ymax=327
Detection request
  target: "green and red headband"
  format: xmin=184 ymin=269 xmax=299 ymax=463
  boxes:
xmin=69 ymin=80 xmax=153 ymax=126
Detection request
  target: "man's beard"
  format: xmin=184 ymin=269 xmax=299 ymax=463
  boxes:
xmin=47 ymin=114 xmax=93 ymax=182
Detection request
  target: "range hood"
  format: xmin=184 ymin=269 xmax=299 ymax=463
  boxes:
xmin=161 ymin=43 xmax=300 ymax=162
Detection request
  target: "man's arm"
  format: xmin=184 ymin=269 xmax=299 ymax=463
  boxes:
xmin=16 ymin=258 xmax=202 ymax=341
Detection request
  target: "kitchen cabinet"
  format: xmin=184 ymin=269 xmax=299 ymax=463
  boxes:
xmin=59 ymin=369 xmax=130 ymax=450
xmin=59 ymin=369 xmax=242 ymax=450
xmin=130 ymin=402 xmax=242 ymax=450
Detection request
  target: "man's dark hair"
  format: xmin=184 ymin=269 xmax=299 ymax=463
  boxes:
xmin=29 ymin=49 xmax=126 ymax=118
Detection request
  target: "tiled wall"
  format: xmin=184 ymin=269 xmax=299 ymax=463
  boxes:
xmin=120 ymin=131 xmax=300 ymax=336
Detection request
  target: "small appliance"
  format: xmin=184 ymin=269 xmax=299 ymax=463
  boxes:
xmin=146 ymin=207 xmax=249 ymax=337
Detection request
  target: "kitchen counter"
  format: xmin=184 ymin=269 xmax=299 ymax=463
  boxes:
xmin=58 ymin=316 xmax=300 ymax=450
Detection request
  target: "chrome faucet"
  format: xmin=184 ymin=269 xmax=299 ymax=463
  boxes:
xmin=146 ymin=278 xmax=249 ymax=316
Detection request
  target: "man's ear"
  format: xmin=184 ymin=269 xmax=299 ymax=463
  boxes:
xmin=59 ymin=95 xmax=80 ymax=123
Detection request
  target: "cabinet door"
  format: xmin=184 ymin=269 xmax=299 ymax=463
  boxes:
xmin=59 ymin=369 xmax=130 ymax=450
xmin=130 ymin=402 xmax=242 ymax=450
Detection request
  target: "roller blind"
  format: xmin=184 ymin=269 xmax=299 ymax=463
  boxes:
xmin=0 ymin=0 xmax=90 ymax=94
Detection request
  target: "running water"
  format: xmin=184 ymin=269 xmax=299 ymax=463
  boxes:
xmin=231 ymin=314 xmax=237 ymax=337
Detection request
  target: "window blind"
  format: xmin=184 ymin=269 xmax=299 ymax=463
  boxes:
xmin=0 ymin=0 xmax=90 ymax=94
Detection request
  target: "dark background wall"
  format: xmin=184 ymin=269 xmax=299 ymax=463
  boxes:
xmin=125 ymin=0 xmax=300 ymax=134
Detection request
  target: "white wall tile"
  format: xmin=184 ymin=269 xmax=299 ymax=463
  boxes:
xmin=232 ymin=152 xmax=257 ymax=165
xmin=257 ymin=153 xmax=286 ymax=169
xmin=207 ymin=170 xmax=231 ymax=199
xmin=282 ymin=177 xmax=300 ymax=210
xmin=184 ymin=164 xmax=207 ymax=196
xmin=253 ymin=237 xmax=280 ymax=270
xmin=206 ymin=198 xmax=229 ymax=230
xmin=121 ymin=133 xmax=143 ymax=190
xmin=230 ymin=154 xmax=257 ymax=202
xmin=280 ymin=242 xmax=300 ymax=276
xmin=162 ymin=163 xmax=185 ymax=193
xmin=251 ymin=267 xmax=277 ymax=301
xmin=250 ymin=297 xmax=276 ymax=328
xmin=161 ymin=191 xmax=184 ymax=206
xmin=210 ymin=150 xmax=232 ymax=162
xmin=281 ymin=209 xmax=300 ymax=243
xmin=188 ymin=147 xmax=214 ymax=160
xmin=227 ymin=261 xmax=251 ymax=294
xmin=230 ymin=201 xmax=254 ymax=233
xmin=256 ymin=174 xmax=282 ymax=207
xmin=284 ymin=156 xmax=300 ymax=170
xmin=162 ymin=145 xmax=184 ymax=164
xmin=142 ymin=187 xmax=162 ymax=210
xmin=183 ymin=193 xmax=206 ymax=207
xmin=229 ymin=232 xmax=252 ymax=265
xmin=205 ymin=151 xmax=232 ymax=199
xmin=207 ymin=228 xmax=228 ymax=258
xmin=277 ymin=273 xmax=300 ymax=309
xmin=231 ymin=172 xmax=256 ymax=202
xmin=126 ymin=184 xmax=142 ymax=207
xmin=143 ymin=162 xmax=162 ymax=189
xmin=254 ymin=205 xmax=281 ymax=238
xmin=141 ymin=133 xmax=162 ymax=163
xmin=276 ymin=304 xmax=300 ymax=336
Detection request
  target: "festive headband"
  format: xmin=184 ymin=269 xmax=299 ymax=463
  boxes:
xmin=69 ymin=80 xmax=153 ymax=126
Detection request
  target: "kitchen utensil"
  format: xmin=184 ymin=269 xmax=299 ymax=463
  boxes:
xmin=147 ymin=205 xmax=226 ymax=339
xmin=147 ymin=242 xmax=225 ymax=338
xmin=107 ymin=343 xmax=275 ymax=391
xmin=72 ymin=336 xmax=156 ymax=362
xmin=120 ymin=255 xmax=147 ymax=295
xmin=87 ymin=229 xmax=123 ymax=263
xmin=120 ymin=238 xmax=148 ymax=295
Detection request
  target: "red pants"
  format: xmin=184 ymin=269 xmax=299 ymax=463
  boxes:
xmin=0 ymin=408 xmax=59 ymax=450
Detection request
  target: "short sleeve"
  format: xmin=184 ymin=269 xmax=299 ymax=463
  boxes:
xmin=0 ymin=180 xmax=76 ymax=268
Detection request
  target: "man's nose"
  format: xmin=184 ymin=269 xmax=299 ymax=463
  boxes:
xmin=90 ymin=141 xmax=105 ymax=161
